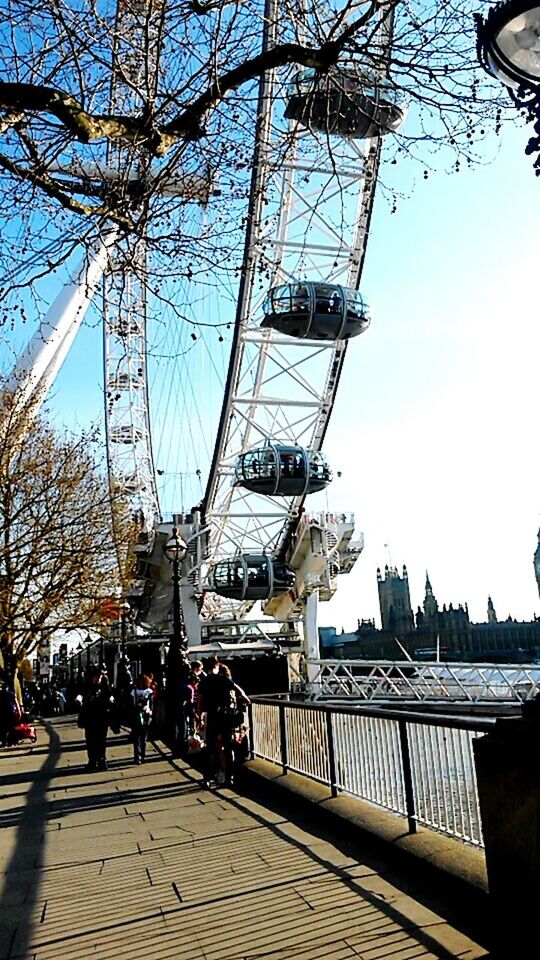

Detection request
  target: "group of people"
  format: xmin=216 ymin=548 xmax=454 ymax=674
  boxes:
xmin=77 ymin=656 xmax=250 ymax=785
xmin=77 ymin=662 xmax=157 ymax=771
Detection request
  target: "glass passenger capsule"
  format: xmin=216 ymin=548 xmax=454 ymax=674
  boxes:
xmin=284 ymin=67 xmax=407 ymax=139
xmin=262 ymin=282 xmax=370 ymax=341
xmin=210 ymin=555 xmax=295 ymax=601
xmin=235 ymin=444 xmax=332 ymax=496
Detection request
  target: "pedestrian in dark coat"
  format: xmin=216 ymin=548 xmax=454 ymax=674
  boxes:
xmin=197 ymin=658 xmax=250 ymax=787
xmin=78 ymin=668 xmax=113 ymax=771
xmin=0 ymin=683 xmax=21 ymax=747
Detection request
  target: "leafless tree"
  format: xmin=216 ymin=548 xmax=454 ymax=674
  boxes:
xmin=0 ymin=388 xmax=134 ymax=685
xmin=0 ymin=0 xmax=508 ymax=314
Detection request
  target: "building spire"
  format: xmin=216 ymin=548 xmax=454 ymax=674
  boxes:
xmin=487 ymin=596 xmax=497 ymax=624
xmin=423 ymin=570 xmax=438 ymax=622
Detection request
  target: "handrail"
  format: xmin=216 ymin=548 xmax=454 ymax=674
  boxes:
xmin=249 ymin=694 xmax=492 ymax=846
xmin=250 ymin=694 xmax=496 ymax=733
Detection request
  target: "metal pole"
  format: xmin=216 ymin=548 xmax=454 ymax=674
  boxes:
xmin=120 ymin=612 xmax=127 ymax=657
xmin=165 ymin=551 xmax=189 ymax=747
xmin=248 ymin=702 xmax=255 ymax=760
xmin=399 ymin=718 xmax=417 ymax=834
xmin=279 ymin=704 xmax=288 ymax=774
xmin=325 ymin=710 xmax=338 ymax=798
xmin=172 ymin=555 xmax=182 ymax=662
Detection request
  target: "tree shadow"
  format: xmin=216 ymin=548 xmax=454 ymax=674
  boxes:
xmin=0 ymin=721 xmax=61 ymax=958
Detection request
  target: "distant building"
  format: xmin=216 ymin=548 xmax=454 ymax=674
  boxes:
xmin=535 ymin=530 xmax=540 ymax=598
xmin=423 ymin=571 xmax=439 ymax=624
xmin=377 ymin=564 xmax=414 ymax=634
xmin=319 ymin=561 xmax=540 ymax=663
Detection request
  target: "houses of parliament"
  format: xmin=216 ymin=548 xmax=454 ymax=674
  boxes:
xmin=320 ymin=530 xmax=540 ymax=662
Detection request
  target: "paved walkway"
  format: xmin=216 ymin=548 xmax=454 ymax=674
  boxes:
xmin=0 ymin=718 xmax=490 ymax=960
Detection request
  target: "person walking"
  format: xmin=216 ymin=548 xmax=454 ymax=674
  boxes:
xmin=0 ymin=682 xmax=21 ymax=747
xmin=78 ymin=667 xmax=113 ymax=771
xmin=115 ymin=656 xmax=134 ymax=725
xmin=130 ymin=674 xmax=153 ymax=765
xmin=197 ymin=657 xmax=249 ymax=787
xmin=218 ymin=663 xmax=251 ymax=766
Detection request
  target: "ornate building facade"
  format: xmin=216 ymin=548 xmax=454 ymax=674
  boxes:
xmin=376 ymin=564 xmax=414 ymax=633
xmin=321 ymin=563 xmax=540 ymax=662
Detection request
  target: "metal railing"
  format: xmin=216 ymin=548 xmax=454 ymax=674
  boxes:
xmin=250 ymin=696 xmax=494 ymax=847
xmin=303 ymin=660 xmax=540 ymax=702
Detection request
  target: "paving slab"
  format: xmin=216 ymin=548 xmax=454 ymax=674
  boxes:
xmin=0 ymin=717 xmax=490 ymax=960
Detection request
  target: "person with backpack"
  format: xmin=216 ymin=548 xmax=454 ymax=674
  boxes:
xmin=197 ymin=657 xmax=250 ymax=787
xmin=130 ymin=674 xmax=153 ymax=764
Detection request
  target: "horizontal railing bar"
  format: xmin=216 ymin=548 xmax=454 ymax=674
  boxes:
xmin=250 ymin=695 xmax=496 ymax=733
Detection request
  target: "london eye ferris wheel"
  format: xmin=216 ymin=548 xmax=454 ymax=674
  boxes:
xmin=3 ymin=0 xmax=407 ymax=661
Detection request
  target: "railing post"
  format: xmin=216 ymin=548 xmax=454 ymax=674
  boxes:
xmin=247 ymin=703 xmax=255 ymax=760
xmin=279 ymin=704 xmax=288 ymax=774
xmin=325 ymin=710 xmax=338 ymax=797
xmin=399 ymin=719 xmax=417 ymax=834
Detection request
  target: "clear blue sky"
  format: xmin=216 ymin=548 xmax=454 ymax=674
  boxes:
xmin=321 ymin=120 xmax=540 ymax=628
xmin=4 ymin=113 xmax=539 ymax=630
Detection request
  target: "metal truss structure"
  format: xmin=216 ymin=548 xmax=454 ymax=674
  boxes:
xmin=103 ymin=0 xmax=163 ymax=539
xmin=202 ymin=1 xmax=384 ymax=605
xmin=303 ymin=659 xmax=540 ymax=703
xmin=6 ymin=1 xmax=394 ymax=648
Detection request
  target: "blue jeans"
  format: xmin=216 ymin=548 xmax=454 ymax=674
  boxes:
xmin=132 ymin=725 xmax=148 ymax=762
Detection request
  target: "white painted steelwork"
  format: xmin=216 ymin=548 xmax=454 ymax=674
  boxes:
xmin=285 ymin=707 xmax=330 ymax=783
xmin=251 ymin=697 xmax=489 ymax=847
xmin=332 ymin=712 xmax=406 ymax=815
xmin=252 ymin=702 xmax=282 ymax=765
xmin=104 ymin=258 xmax=160 ymax=536
xmin=202 ymin=0 xmax=387 ymax=602
xmin=5 ymin=234 xmax=117 ymax=422
xmin=407 ymin=723 xmax=483 ymax=845
xmin=103 ymin=0 xmax=163 ymax=537
xmin=304 ymin=660 xmax=540 ymax=702
xmin=200 ymin=618 xmax=301 ymax=646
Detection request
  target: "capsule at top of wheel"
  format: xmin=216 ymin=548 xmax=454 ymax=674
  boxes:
xmin=235 ymin=444 xmax=332 ymax=496
xmin=284 ymin=66 xmax=407 ymax=140
xmin=261 ymin=282 xmax=370 ymax=341
xmin=210 ymin=554 xmax=295 ymax=601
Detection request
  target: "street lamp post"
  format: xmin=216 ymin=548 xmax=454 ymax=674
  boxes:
xmin=119 ymin=599 xmax=131 ymax=658
xmin=163 ymin=527 xmax=189 ymax=739
xmin=476 ymin=1 xmax=540 ymax=170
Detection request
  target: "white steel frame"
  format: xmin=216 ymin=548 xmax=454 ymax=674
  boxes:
xmin=303 ymin=659 xmax=540 ymax=703
xmin=203 ymin=1 xmax=385 ymax=589
xmin=103 ymin=0 xmax=162 ymax=537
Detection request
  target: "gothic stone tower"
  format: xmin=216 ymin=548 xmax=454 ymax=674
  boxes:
xmin=377 ymin=564 xmax=414 ymax=634
xmin=423 ymin=571 xmax=439 ymax=626
xmin=535 ymin=530 xmax=540 ymax=599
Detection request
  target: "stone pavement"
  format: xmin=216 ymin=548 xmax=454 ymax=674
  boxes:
xmin=0 ymin=718 xmax=490 ymax=960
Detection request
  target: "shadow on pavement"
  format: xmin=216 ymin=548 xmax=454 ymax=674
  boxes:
xmin=0 ymin=721 xmax=61 ymax=958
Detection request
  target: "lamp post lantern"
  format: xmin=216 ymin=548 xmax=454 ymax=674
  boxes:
xmin=476 ymin=0 xmax=540 ymax=171
xmin=163 ymin=527 xmax=189 ymax=731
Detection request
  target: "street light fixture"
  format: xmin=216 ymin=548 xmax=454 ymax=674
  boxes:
xmin=477 ymin=1 xmax=540 ymax=88
xmin=476 ymin=1 xmax=540 ymax=170
xmin=118 ymin=599 xmax=131 ymax=657
xmin=163 ymin=527 xmax=189 ymax=718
